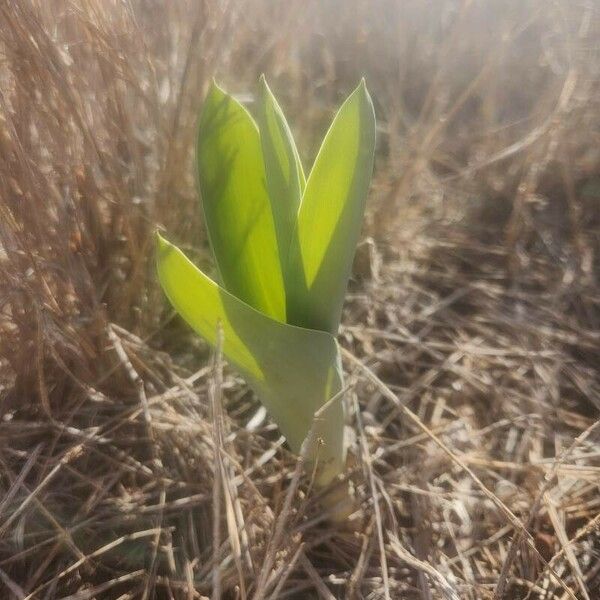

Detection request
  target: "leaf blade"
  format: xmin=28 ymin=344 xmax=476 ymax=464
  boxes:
xmin=156 ymin=233 xmax=345 ymax=482
xmin=197 ymin=81 xmax=286 ymax=322
xmin=286 ymin=80 xmax=376 ymax=333
xmin=257 ymin=76 xmax=306 ymax=296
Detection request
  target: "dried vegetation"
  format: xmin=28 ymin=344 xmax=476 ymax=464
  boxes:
xmin=0 ymin=1 xmax=599 ymax=598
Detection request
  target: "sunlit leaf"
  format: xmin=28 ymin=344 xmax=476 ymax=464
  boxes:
xmin=286 ymin=80 xmax=376 ymax=334
xmin=197 ymin=81 xmax=286 ymax=322
xmin=157 ymin=234 xmax=346 ymax=483
xmin=257 ymin=75 xmax=305 ymax=290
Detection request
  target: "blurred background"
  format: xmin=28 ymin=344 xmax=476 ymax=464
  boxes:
xmin=0 ymin=1 xmax=599 ymax=598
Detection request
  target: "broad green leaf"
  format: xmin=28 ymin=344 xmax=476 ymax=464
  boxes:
xmin=256 ymin=75 xmax=305 ymax=285
xmin=197 ymin=81 xmax=286 ymax=322
xmin=157 ymin=233 xmax=346 ymax=484
xmin=286 ymin=80 xmax=376 ymax=334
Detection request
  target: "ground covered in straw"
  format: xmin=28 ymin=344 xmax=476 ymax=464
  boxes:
xmin=1 ymin=1 xmax=599 ymax=598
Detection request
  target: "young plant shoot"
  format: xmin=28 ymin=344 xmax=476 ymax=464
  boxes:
xmin=157 ymin=76 xmax=375 ymax=492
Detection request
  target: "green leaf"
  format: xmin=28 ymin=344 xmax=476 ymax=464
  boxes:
xmin=286 ymin=80 xmax=376 ymax=334
xmin=156 ymin=233 xmax=346 ymax=484
xmin=256 ymin=75 xmax=305 ymax=284
xmin=196 ymin=81 xmax=286 ymax=322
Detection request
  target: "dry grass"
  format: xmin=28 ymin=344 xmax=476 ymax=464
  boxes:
xmin=1 ymin=1 xmax=599 ymax=598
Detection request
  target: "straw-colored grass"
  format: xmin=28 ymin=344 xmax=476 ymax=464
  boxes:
xmin=0 ymin=1 xmax=599 ymax=598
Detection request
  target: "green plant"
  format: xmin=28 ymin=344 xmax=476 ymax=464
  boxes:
xmin=157 ymin=76 xmax=375 ymax=490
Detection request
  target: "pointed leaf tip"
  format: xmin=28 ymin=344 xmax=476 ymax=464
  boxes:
xmin=155 ymin=231 xmax=169 ymax=258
